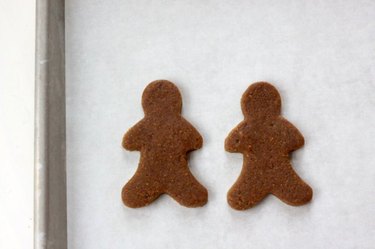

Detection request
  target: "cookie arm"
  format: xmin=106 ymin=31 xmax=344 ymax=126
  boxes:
xmin=225 ymin=123 xmax=245 ymax=153
xmin=188 ymin=124 xmax=203 ymax=150
xmin=283 ymin=119 xmax=304 ymax=151
xmin=122 ymin=121 xmax=145 ymax=151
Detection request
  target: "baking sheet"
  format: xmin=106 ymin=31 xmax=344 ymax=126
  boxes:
xmin=66 ymin=1 xmax=375 ymax=248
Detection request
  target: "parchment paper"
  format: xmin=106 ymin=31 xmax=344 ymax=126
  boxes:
xmin=66 ymin=1 xmax=375 ymax=248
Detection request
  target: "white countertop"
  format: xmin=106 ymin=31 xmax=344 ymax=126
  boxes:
xmin=0 ymin=1 xmax=35 ymax=248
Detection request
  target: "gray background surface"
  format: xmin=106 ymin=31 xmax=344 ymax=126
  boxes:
xmin=66 ymin=1 xmax=375 ymax=248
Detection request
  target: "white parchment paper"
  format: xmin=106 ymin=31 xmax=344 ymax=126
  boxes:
xmin=66 ymin=1 xmax=375 ymax=248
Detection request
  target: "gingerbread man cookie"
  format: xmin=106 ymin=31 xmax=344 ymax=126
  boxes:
xmin=225 ymin=82 xmax=312 ymax=210
xmin=122 ymin=80 xmax=208 ymax=208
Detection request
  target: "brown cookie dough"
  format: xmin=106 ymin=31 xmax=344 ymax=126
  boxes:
xmin=122 ymin=80 xmax=208 ymax=208
xmin=225 ymin=82 xmax=312 ymax=210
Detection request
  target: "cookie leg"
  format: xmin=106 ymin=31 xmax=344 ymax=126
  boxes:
xmin=166 ymin=171 xmax=208 ymax=207
xmin=122 ymin=174 xmax=163 ymax=208
xmin=227 ymin=175 xmax=268 ymax=210
xmin=272 ymin=172 xmax=313 ymax=206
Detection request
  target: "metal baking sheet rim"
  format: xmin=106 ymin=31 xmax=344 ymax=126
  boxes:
xmin=35 ymin=0 xmax=67 ymax=248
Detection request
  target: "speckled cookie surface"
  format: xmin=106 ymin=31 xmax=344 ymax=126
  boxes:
xmin=122 ymin=80 xmax=207 ymax=208
xmin=225 ymin=82 xmax=312 ymax=210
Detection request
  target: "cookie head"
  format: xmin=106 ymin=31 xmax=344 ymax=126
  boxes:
xmin=241 ymin=82 xmax=281 ymax=118
xmin=142 ymin=80 xmax=182 ymax=115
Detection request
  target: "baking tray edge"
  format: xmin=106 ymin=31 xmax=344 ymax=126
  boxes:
xmin=34 ymin=0 xmax=67 ymax=248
